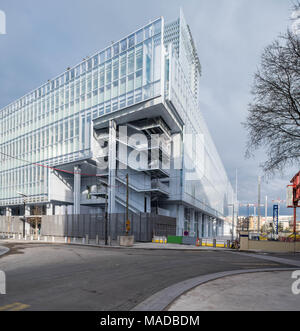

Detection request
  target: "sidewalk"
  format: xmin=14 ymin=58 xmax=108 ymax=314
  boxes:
xmin=168 ymin=270 xmax=300 ymax=311
xmin=0 ymin=236 xmax=233 ymax=251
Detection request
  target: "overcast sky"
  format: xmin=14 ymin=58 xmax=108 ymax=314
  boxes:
xmin=0 ymin=0 xmax=298 ymax=216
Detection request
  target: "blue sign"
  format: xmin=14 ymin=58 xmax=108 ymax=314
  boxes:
xmin=273 ymin=205 xmax=279 ymax=235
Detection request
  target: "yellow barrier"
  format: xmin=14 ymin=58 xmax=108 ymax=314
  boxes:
xmin=153 ymin=237 xmax=167 ymax=244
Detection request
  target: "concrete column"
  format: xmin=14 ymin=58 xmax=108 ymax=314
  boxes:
xmin=205 ymin=216 xmax=209 ymax=238
xmin=67 ymin=205 xmax=73 ymax=215
xmin=5 ymin=208 xmax=12 ymax=216
xmin=46 ymin=203 xmax=53 ymax=216
xmin=25 ymin=205 xmax=30 ymax=216
xmin=62 ymin=205 xmax=67 ymax=215
xmin=176 ymin=205 xmax=185 ymax=236
xmin=74 ymin=166 xmax=81 ymax=215
xmin=198 ymin=213 xmax=203 ymax=238
xmin=208 ymin=218 xmax=212 ymax=238
xmin=190 ymin=209 xmax=195 ymax=238
xmin=108 ymin=120 xmax=116 ymax=215
xmin=25 ymin=205 xmax=31 ymax=235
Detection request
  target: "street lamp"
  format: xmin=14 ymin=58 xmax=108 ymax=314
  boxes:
xmin=228 ymin=203 xmax=235 ymax=243
xmin=17 ymin=192 xmax=27 ymax=238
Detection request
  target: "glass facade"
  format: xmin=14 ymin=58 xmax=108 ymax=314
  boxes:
xmin=164 ymin=12 xmax=236 ymax=219
xmin=0 ymin=18 xmax=164 ymax=206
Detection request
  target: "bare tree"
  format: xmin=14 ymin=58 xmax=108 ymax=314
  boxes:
xmin=244 ymin=8 xmax=300 ymax=173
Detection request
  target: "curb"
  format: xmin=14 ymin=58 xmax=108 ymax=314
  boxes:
xmin=132 ymin=267 xmax=299 ymax=311
xmin=0 ymin=239 xmax=235 ymax=252
xmin=0 ymin=246 xmax=10 ymax=257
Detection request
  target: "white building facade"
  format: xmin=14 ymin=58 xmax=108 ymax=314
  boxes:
xmin=0 ymin=11 xmax=237 ymax=238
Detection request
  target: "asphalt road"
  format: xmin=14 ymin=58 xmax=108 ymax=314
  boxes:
xmin=0 ymin=243 xmax=295 ymax=311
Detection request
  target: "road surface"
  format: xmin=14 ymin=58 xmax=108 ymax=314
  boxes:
xmin=0 ymin=242 xmax=295 ymax=311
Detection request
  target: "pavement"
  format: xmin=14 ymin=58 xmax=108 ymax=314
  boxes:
xmin=0 ymin=241 xmax=299 ymax=311
xmin=168 ymin=271 xmax=300 ymax=311
xmin=0 ymin=237 xmax=232 ymax=251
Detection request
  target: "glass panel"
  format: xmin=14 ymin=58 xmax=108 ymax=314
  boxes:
xmin=154 ymin=20 xmax=162 ymax=35
xmin=99 ymin=87 xmax=104 ymax=103
xmin=120 ymin=55 xmax=127 ymax=77
xmin=106 ymin=47 xmax=111 ymax=60
xmin=105 ymin=85 xmax=111 ymax=101
xmin=128 ymin=50 xmax=134 ymax=74
xmin=106 ymin=62 xmax=112 ymax=84
xmin=144 ymin=25 xmax=151 ymax=39
xmin=136 ymin=29 xmax=143 ymax=44
xmin=119 ymin=95 xmax=126 ymax=108
xmin=113 ymin=59 xmax=119 ymax=81
xmin=120 ymin=78 xmax=126 ymax=95
xmin=93 ymin=55 xmax=99 ymax=67
xmin=113 ymin=43 xmax=119 ymax=56
xmin=136 ymin=46 xmax=143 ymax=70
xmin=127 ymin=74 xmax=134 ymax=92
xmin=100 ymin=52 xmax=105 ymax=64
xmin=128 ymin=34 xmax=135 ymax=48
xmin=99 ymin=65 xmax=105 ymax=86
xmin=120 ymin=39 xmax=127 ymax=52
xmin=135 ymin=88 xmax=142 ymax=103
xmin=113 ymin=81 xmax=118 ymax=98
xmin=87 ymin=59 xmax=92 ymax=71
xmin=135 ymin=70 xmax=142 ymax=89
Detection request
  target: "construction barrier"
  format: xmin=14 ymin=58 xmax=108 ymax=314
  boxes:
xmin=152 ymin=236 xmax=167 ymax=244
xmin=167 ymin=236 xmax=183 ymax=245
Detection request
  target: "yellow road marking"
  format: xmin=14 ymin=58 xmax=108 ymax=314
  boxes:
xmin=9 ymin=303 xmax=30 ymax=311
xmin=0 ymin=302 xmax=30 ymax=311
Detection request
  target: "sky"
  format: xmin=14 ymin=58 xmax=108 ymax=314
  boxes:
xmin=0 ymin=0 xmax=298 ymax=216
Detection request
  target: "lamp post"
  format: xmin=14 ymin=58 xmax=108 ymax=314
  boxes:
xmin=17 ymin=192 xmax=28 ymax=238
xmin=228 ymin=204 xmax=235 ymax=243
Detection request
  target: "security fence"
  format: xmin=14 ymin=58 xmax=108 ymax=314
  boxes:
xmin=0 ymin=213 xmax=176 ymax=243
xmin=0 ymin=216 xmax=24 ymax=234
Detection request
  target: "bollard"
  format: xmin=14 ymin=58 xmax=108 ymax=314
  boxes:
xmin=73 ymin=237 xmax=76 ymax=243
xmin=38 ymin=236 xmax=40 ymax=241
xmin=44 ymin=236 xmax=47 ymax=242
xmin=52 ymin=236 xmax=55 ymax=243
xmin=213 ymin=239 xmax=217 ymax=248
xmin=65 ymin=237 xmax=68 ymax=244
xmin=86 ymin=235 xmax=89 ymax=245
xmin=227 ymin=240 xmax=231 ymax=249
xmin=30 ymin=235 xmax=33 ymax=241
xmin=96 ymin=235 xmax=99 ymax=245
xmin=82 ymin=237 xmax=85 ymax=245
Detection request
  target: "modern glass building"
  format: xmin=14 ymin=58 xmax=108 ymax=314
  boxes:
xmin=0 ymin=10 xmax=237 ymax=238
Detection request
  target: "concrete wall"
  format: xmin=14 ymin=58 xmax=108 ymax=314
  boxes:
xmin=240 ymin=233 xmax=300 ymax=253
xmin=248 ymin=240 xmax=300 ymax=253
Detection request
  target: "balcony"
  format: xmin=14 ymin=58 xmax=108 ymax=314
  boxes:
xmin=147 ymin=160 xmax=170 ymax=179
xmin=151 ymin=179 xmax=169 ymax=196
